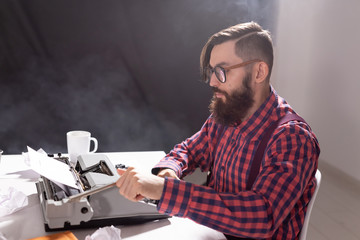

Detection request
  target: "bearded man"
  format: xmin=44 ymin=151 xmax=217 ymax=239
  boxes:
xmin=116 ymin=22 xmax=320 ymax=240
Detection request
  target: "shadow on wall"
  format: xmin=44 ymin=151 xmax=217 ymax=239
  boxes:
xmin=0 ymin=0 xmax=278 ymax=154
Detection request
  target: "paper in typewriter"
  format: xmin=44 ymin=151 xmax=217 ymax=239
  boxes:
xmin=25 ymin=146 xmax=79 ymax=189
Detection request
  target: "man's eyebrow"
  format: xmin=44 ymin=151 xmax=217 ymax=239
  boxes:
xmin=209 ymin=61 xmax=228 ymax=68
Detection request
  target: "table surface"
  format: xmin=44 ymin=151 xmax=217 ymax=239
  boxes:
xmin=0 ymin=152 xmax=226 ymax=240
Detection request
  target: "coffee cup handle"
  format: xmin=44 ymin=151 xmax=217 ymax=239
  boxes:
xmin=90 ymin=137 xmax=98 ymax=153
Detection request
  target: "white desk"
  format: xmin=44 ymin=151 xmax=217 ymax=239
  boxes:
xmin=0 ymin=152 xmax=226 ymax=240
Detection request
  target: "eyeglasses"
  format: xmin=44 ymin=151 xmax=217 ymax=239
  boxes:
xmin=204 ymin=59 xmax=261 ymax=84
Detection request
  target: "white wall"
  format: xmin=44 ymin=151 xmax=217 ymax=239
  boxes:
xmin=273 ymin=0 xmax=360 ymax=181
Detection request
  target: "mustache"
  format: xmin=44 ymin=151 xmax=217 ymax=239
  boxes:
xmin=211 ymin=87 xmax=227 ymax=95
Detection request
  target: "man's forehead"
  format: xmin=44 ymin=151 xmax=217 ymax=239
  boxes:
xmin=209 ymin=40 xmax=243 ymax=67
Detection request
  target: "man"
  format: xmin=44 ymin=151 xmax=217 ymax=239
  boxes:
xmin=116 ymin=22 xmax=320 ymax=239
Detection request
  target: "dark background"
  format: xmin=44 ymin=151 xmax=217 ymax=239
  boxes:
xmin=0 ymin=0 xmax=278 ymax=154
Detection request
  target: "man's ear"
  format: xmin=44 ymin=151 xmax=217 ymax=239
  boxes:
xmin=253 ymin=62 xmax=269 ymax=83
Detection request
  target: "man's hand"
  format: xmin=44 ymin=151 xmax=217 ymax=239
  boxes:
xmin=157 ymin=168 xmax=179 ymax=179
xmin=116 ymin=167 xmax=165 ymax=202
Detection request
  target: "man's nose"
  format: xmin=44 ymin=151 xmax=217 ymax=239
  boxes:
xmin=209 ymin=72 xmax=219 ymax=88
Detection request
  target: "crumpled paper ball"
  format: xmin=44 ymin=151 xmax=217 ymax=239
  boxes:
xmin=0 ymin=186 xmax=28 ymax=217
xmin=0 ymin=232 xmax=8 ymax=240
xmin=85 ymin=225 xmax=121 ymax=240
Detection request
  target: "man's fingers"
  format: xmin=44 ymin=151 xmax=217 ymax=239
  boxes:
xmin=135 ymin=194 xmax=145 ymax=201
xmin=115 ymin=166 xmax=164 ymax=201
xmin=116 ymin=167 xmax=140 ymax=201
xmin=117 ymin=168 xmax=126 ymax=176
xmin=116 ymin=167 xmax=133 ymax=190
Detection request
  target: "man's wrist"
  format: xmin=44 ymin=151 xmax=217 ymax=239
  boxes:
xmin=157 ymin=168 xmax=179 ymax=179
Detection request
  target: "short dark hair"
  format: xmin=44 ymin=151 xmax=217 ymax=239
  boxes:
xmin=200 ymin=22 xmax=273 ymax=82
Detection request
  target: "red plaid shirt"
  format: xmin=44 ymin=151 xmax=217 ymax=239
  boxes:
xmin=153 ymin=86 xmax=320 ymax=239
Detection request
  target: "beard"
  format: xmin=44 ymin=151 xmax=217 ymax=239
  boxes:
xmin=209 ymin=73 xmax=254 ymax=126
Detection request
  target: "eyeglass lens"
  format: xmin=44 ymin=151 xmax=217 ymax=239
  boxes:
xmin=215 ymin=67 xmax=226 ymax=82
xmin=206 ymin=67 xmax=226 ymax=83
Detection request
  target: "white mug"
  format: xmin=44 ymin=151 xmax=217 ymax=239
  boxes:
xmin=67 ymin=131 xmax=98 ymax=165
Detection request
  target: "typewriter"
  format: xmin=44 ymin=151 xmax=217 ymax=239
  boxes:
xmin=35 ymin=153 xmax=169 ymax=231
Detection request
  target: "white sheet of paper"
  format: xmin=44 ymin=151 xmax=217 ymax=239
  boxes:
xmin=25 ymin=147 xmax=79 ymax=189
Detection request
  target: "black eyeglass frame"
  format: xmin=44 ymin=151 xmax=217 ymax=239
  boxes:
xmin=204 ymin=59 xmax=262 ymax=84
